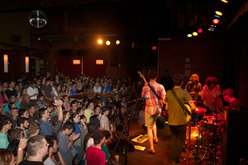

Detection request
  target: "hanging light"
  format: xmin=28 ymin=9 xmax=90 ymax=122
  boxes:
xmin=213 ymin=19 xmax=220 ymax=24
xmin=116 ymin=40 xmax=120 ymax=45
xmin=192 ymin=32 xmax=198 ymax=36
xmin=198 ymin=28 xmax=203 ymax=33
xmin=106 ymin=40 xmax=111 ymax=46
xmin=29 ymin=10 xmax=47 ymax=28
xmin=97 ymin=39 xmax=103 ymax=45
xmin=215 ymin=11 xmax=223 ymax=16
xmin=187 ymin=34 xmax=192 ymax=38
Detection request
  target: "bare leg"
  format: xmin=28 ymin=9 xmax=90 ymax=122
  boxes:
xmin=152 ymin=123 xmax=158 ymax=140
xmin=147 ymin=126 xmax=154 ymax=150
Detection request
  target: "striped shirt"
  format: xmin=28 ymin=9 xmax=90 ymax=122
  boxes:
xmin=142 ymin=80 xmax=166 ymax=114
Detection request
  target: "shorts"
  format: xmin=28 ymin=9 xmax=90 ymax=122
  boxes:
xmin=145 ymin=112 xmax=159 ymax=127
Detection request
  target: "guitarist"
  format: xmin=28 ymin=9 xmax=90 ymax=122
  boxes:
xmin=141 ymin=69 xmax=166 ymax=154
xmin=165 ymin=74 xmax=196 ymax=165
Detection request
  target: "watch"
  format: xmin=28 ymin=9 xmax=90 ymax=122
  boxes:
xmin=184 ymin=56 xmax=192 ymax=64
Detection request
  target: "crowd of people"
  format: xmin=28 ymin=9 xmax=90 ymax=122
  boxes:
xmin=0 ymin=73 xmax=143 ymax=165
xmin=0 ymin=71 xmax=241 ymax=165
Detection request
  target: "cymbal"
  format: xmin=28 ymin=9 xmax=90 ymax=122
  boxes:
xmin=203 ymin=115 xmax=224 ymax=121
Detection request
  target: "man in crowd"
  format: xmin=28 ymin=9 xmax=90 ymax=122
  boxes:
xmin=17 ymin=117 xmax=30 ymax=138
xmin=9 ymin=108 xmax=19 ymax=129
xmin=5 ymin=81 xmax=17 ymax=99
xmin=28 ymin=105 xmax=38 ymax=123
xmin=57 ymin=122 xmax=80 ymax=165
xmin=70 ymin=100 xmax=78 ymax=113
xmin=27 ymin=81 xmax=39 ymax=100
xmin=20 ymin=94 xmax=39 ymax=111
xmin=3 ymin=94 xmax=19 ymax=112
xmin=0 ymin=116 xmax=12 ymax=148
xmin=39 ymin=108 xmax=52 ymax=136
xmin=165 ymin=74 xmax=196 ymax=165
xmin=41 ymin=79 xmax=54 ymax=100
xmin=85 ymin=101 xmax=95 ymax=123
xmin=36 ymin=95 xmax=49 ymax=108
xmin=18 ymin=135 xmax=49 ymax=165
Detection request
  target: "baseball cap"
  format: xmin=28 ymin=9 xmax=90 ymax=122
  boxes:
xmin=92 ymin=130 xmax=104 ymax=143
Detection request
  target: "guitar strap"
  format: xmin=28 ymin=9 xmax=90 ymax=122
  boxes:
xmin=148 ymin=84 xmax=160 ymax=100
xmin=171 ymin=89 xmax=191 ymax=115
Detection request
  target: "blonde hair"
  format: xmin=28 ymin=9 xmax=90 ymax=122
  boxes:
xmin=190 ymin=74 xmax=199 ymax=81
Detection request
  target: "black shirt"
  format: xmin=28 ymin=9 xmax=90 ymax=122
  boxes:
xmin=18 ymin=160 xmax=44 ymax=165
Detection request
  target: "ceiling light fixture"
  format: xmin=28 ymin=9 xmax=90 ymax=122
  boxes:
xmin=29 ymin=10 xmax=47 ymax=28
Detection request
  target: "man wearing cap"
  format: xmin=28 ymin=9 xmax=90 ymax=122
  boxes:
xmin=85 ymin=130 xmax=106 ymax=165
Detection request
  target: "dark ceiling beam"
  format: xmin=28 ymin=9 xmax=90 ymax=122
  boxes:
xmin=0 ymin=0 xmax=122 ymax=12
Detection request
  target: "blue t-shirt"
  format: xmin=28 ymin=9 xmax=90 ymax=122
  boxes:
xmin=101 ymin=85 xmax=111 ymax=94
xmin=73 ymin=122 xmax=82 ymax=135
xmin=4 ymin=102 xmax=19 ymax=112
xmin=39 ymin=119 xmax=52 ymax=135
xmin=70 ymin=89 xmax=77 ymax=96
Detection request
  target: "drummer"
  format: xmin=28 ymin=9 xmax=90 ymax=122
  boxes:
xmin=222 ymin=88 xmax=241 ymax=110
xmin=200 ymin=77 xmax=221 ymax=115
xmin=185 ymin=74 xmax=202 ymax=104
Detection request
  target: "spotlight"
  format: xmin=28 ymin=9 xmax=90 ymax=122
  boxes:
xmin=187 ymin=34 xmax=192 ymax=38
xmin=221 ymin=0 xmax=228 ymax=3
xmin=208 ymin=27 xmax=214 ymax=31
xmin=29 ymin=10 xmax=47 ymax=28
xmin=106 ymin=40 xmax=111 ymax=46
xmin=198 ymin=28 xmax=203 ymax=33
xmin=192 ymin=32 xmax=198 ymax=36
xmin=116 ymin=40 xmax=120 ymax=45
xmin=98 ymin=39 xmax=103 ymax=45
xmin=215 ymin=11 xmax=223 ymax=16
xmin=213 ymin=19 xmax=220 ymax=24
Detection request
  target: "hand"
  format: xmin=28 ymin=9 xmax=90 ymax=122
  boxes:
xmin=54 ymin=99 xmax=63 ymax=107
xmin=68 ymin=133 xmax=80 ymax=142
xmin=18 ymin=138 xmax=27 ymax=149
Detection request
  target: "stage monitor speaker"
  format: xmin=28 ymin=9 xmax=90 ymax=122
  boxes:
xmin=222 ymin=109 xmax=248 ymax=165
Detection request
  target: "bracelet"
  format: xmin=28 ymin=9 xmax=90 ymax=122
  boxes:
xmin=58 ymin=106 xmax=62 ymax=108
xmin=18 ymin=148 xmax=24 ymax=151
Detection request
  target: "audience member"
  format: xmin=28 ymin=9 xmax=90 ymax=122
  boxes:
xmin=0 ymin=116 xmax=12 ymax=148
xmin=9 ymin=108 xmax=19 ymax=129
xmin=5 ymin=81 xmax=17 ymax=99
xmin=0 ymin=148 xmax=16 ymax=165
xmin=36 ymin=95 xmax=49 ymax=108
xmin=17 ymin=117 xmax=29 ymax=138
xmin=27 ymin=123 xmax=40 ymax=138
xmin=84 ymin=102 xmax=95 ymax=123
xmin=20 ymin=94 xmax=38 ymax=110
xmin=41 ymin=79 xmax=54 ymax=100
xmin=27 ymin=81 xmax=39 ymax=100
xmin=4 ymin=94 xmax=19 ymax=112
xmin=39 ymin=108 xmax=52 ymax=135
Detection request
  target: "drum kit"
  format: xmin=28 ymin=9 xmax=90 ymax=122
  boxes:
xmin=190 ymin=107 xmax=224 ymax=164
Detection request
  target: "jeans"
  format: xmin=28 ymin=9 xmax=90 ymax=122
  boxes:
xmin=169 ymin=124 xmax=186 ymax=163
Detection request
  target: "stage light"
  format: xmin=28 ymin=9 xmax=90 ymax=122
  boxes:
xmin=221 ymin=0 xmax=228 ymax=3
xmin=192 ymin=32 xmax=198 ymax=36
xmin=214 ymin=15 xmax=221 ymax=18
xmin=29 ymin=10 xmax=47 ymax=28
xmin=25 ymin=56 xmax=29 ymax=73
xmin=215 ymin=11 xmax=223 ymax=16
xmin=3 ymin=54 xmax=8 ymax=73
xmin=208 ymin=27 xmax=214 ymax=31
xmin=187 ymin=34 xmax=192 ymax=38
xmin=116 ymin=40 xmax=120 ymax=45
xmin=106 ymin=40 xmax=111 ymax=46
xmin=152 ymin=46 xmax=157 ymax=50
xmin=97 ymin=39 xmax=103 ymax=45
xmin=198 ymin=28 xmax=203 ymax=33
xmin=213 ymin=19 xmax=220 ymax=24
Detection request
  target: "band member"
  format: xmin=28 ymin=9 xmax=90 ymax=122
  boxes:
xmin=200 ymin=77 xmax=221 ymax=115
xmin=142 ymin=69 xmax=166 ymax=154
xmin=184 ymin=74 xmax=202 ymax=102
xmin=165 ymin=74 xmax=196 ymax=165
xmin=222 ymin=88 xmax=240 ymax=109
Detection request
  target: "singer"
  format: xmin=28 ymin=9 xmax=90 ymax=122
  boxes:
xmin=141 ymin=69 xmax=166 ymax=154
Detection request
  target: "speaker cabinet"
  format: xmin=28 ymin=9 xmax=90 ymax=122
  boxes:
xmin=222 ymin=109 xmax=248 ymax=165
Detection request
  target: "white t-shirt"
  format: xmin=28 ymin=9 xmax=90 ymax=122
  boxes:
xmin=27 ymin=86 xmax=39 ymax=99
xmin=93 ymin=86 xmax=101 ymax=93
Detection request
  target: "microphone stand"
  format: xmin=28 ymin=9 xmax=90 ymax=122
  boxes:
xmin=112 ymin=101 xmax=135 ymax=165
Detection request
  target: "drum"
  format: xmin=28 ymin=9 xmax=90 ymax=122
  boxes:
xmin=199 ymin=120 xmax=219 ymax=133
xmin=192 ymin=107 xmax=207 ymax=126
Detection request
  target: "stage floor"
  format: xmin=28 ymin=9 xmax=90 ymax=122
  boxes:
xmin=112 ymin=124 xmax=222 ymax=165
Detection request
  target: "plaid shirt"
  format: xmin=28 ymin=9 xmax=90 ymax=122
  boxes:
xmin=142 ymin=80 xmax=166 ymax=114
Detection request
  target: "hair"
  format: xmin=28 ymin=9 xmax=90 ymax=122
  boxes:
xmin=164 ymin=69 xmax=169 ymax=73
xmin=45 ymin=135 xmax=57 ymax=149
xmin=27 ymin=123 xmax=40 ymax=137
xmin=37 ymin=95 xmax=44 ymax=99
xmin=38 ymin=108 xmax=47 ymax=118
xmin=71 ymin=113 xmax=78 ymax=122
xmin=0 ymin=116 xmax=11 ymax=130
xmin=7 ymin=140 xmax=19 ymax=157
xmin=17 ymin=117 xmax=28 ymax=127
xmin=0 ymin=149 xmax=13 ymax=165
xmin=7 ymin=128 xmax=23 ymax=143
xmin=76 ymin=107 xmax=84 ymax=114
xmin=190 ymin=74 xmax=199 ymax=81
xmin=172 ymin=74 xmax=184 ymax=86
xmin=86 ymin=101 xmax=93 ymax=109
xmin=18 ymin=109 xmax=27 ymax=117
xmin=8 ymin=102 xmax=16 ymax=110
xmin=31 ymin=81 xmax=37 ymax=85
xmin=80 ymin=115 xmax=86 ymax=120
xmin=224 ymin=88 xmax=234 ymax=97
xmin=9 ymin=108 xmax=18 ymax=114
xmin=205 ymin=77 xmax=219 ymax=87
xmin=27 ymin=135 xmax=45 ymax=157
xmin=148 ymin=69 xmax=157 ymax=79
xmin=103 ymin=130 xmax=111 ymax=139
xmin=27 ymin=105 xmax=35 ymax=110
xmin=70 ymin=100 xmax=78 ymax=108
xmin=62 ymin=122 xmax=75 ymax=131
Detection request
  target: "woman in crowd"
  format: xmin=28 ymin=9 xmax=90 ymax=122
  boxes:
xmin=63 ymin=111 xmax=71 ymax=123
xmin=111 ymin=83 xmax=120 ymax=94
xmin=77 ymin=79 xmax=84 ymax=94
xmin=62 ymin=95 xmax=70 ymax=112
xmin=116 ymin=106 xmax=127 ymax=128
xmin=101 ymin=130 xmax=111 ymax=161
xmin=93 ymin=82 xmax=101 ymax=94
xmin=50 ymin=81 xmax=59 ymax=99
xmin=17 ymin=88 xmax=27 ymax=105
xmin=119 ymin=82 xmax=127 ymax=95
xmin=0 ymin=148 xmax=16 ymax=165
xmin=69 ymin=82 xmax=77 ymax=96
xmin=87 ymin=82 xmax=94 ymax=94
xmin=61 ymin=85 xmax=69 ymax=97
xmin=79 ymin=115 xmax=87 ymax=131
xmin=54 ymin=74 xmax=63 ymax=87
xmin=0 ymin=85 xmax=8 ymax=109
xmin=56 ymin=85 xmax=62 ymax=97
